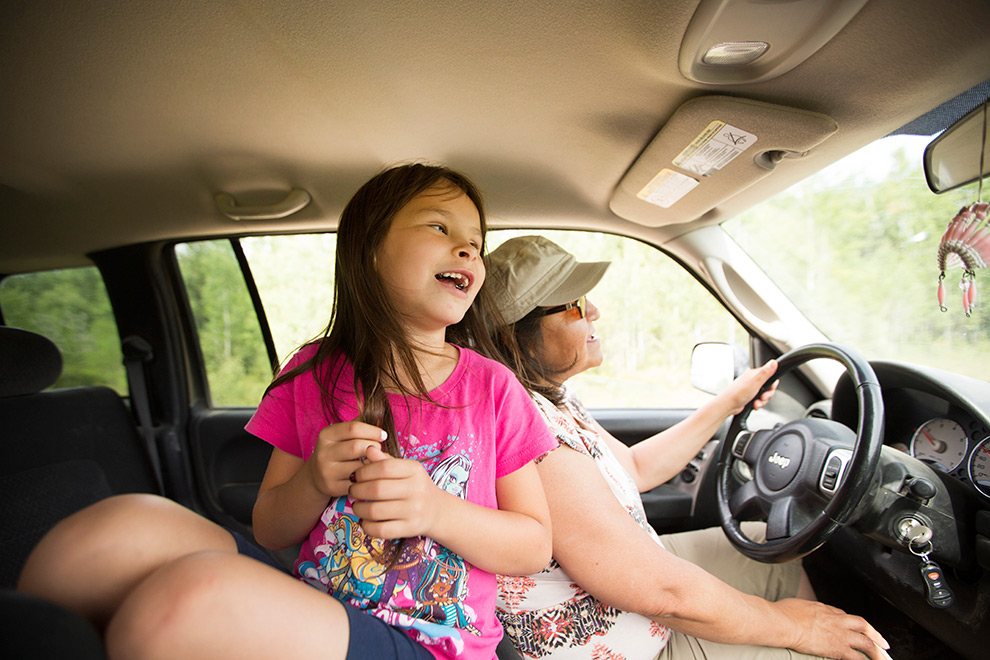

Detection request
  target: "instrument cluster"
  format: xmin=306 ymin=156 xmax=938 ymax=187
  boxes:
xmin=893 ymin=416 xmax=990 ymax=500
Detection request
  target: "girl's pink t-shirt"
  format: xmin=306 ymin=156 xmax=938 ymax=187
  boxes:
xmin=246 ymin=344 xmax=555 ymax=660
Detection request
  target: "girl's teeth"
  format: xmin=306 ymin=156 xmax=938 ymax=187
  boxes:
xmin=437 ymin=272 xmax=468 ymax=290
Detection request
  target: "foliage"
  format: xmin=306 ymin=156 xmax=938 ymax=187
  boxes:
xmin=489 ymin=230 xmax=745 ymax=408
xmin=241 ymin=234 xmax=338 ymax=362
xmin=725 ymin=142 xmax=989 ymax=379
xmin=175 ymin=241 xmax=273 ymax=407
xmin=181 ymin=231 xmax=745 ymax=408
xmin=0 ymin=267 xmax=127 ymax=393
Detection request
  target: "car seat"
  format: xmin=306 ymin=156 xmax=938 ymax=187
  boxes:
xmin=0 ymin=326 xmax=159 ymax=588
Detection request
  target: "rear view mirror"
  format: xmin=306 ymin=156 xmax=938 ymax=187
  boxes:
xmin=690 ymin=342 xmax=748 ymax=395
xmin=924 ymin=102 xmax=989 ymax=194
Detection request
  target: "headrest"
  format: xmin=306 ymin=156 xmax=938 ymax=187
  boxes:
xmin=0 ymin=327 xmax=63 ymax=397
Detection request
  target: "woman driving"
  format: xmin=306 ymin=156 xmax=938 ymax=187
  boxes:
xmin=479 ymin=236 xmax=890 ymax=660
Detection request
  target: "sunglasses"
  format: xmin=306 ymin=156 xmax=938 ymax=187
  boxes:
xmin=537 ymin=296 xmax=586 ymax=319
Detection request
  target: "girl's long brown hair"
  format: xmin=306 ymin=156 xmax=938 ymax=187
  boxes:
xmin=267 ymin=162 xmax=502 ymax=456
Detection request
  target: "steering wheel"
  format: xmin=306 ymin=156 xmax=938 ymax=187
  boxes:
xmin=716 ymin=343 xmax=884 ymax=563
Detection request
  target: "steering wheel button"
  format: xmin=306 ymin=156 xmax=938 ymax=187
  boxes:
xmin=821 ymin=456 xmax=842 ymax=489
xmin=732 ymin=431 xmax=753 ymax=459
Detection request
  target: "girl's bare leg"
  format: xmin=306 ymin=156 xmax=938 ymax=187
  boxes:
xmin=106 ymin=552 xmax=350 ymax=660
xmin=17 ymin=494 xmax=238 ymax=628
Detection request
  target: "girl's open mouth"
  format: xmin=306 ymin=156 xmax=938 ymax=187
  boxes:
xmin=435 ymin=271 xmax=473 ymax=291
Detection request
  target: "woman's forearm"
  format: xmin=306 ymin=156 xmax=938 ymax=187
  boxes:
xmin=539 ymin=447 xmax=887 ymax=660
xmin=643 ymin=557 xmax=788 ymax=644
xmin=622 ymin=361 xmax=778 ymax=491
xmin=653 ymin=573 xmax=889 ymax=660
xmin=625 ymin=398 xmax=732 ymax=490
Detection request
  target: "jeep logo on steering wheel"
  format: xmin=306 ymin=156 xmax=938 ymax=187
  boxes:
xmin=768 ymin=452 xmax=791 ymax=469
xmin=761 ymin=432 xmax=804 ymax=491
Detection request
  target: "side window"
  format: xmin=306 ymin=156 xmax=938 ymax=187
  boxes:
xmin=175 ymin=240 xmax=272 ymax=407
xmin=240 ymin=234 xmax=338 ymax=363
xmin=488 ymin=230 xmax=748 ymax=408
xmin=176 ymin=231 xmax=744 ymax=410
xmin=174 ymin=235 xmax=337 ymax=407
xmin=0 ymin=267 xmax=127 ymax=393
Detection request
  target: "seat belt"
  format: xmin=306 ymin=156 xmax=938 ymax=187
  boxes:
xmin=122 ymin=335 xmax=165 ymax=494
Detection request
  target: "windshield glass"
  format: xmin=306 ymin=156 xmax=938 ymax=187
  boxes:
xmin=723 ymin=134 xmax=989 ymax=380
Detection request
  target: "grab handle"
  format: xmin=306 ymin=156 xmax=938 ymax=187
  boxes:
xmin=215 ymin=188 xmax=311 ymax=220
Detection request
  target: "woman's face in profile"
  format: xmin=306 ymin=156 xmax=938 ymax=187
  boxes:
xmin=536 ymin=297 xmax=603 ymax=382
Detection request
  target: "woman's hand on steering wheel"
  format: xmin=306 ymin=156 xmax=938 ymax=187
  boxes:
xmin=723 ymin=359 xmax=779 ymax=416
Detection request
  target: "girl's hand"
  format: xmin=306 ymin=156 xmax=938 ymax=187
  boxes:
xmin=349 ymin=445 xmax=442 ymax=539
xmin=722 ymin=359 xmax=779 ymax=416
xmin=305 ymin=421 xmax=386 ymax=498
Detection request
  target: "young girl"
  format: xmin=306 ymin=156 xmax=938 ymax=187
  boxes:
xmin=18 ymin=163 xmax=555 ymax=660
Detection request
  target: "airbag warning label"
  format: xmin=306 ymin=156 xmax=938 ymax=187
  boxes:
xmin=673 ymin=121 xmax=757 ymax=177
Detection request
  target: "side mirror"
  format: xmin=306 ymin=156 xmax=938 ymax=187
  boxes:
xmin=690 ymin=342 xmax=748 ymax=395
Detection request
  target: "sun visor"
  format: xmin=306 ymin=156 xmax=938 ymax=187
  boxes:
xmin=610 ymin=96 xmax=837 ymax=227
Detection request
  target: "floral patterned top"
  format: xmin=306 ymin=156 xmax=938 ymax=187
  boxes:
xmin=496 ymin=388 xmax=671 ymax=659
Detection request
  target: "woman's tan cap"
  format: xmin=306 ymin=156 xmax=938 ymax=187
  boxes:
xmin=487 ymin=235 xmax=610 ymax=324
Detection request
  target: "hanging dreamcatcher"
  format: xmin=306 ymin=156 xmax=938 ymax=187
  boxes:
xmin=937 ymin=102 xmax=990 ymax=317
xmin=936 ymin=202 xmax=989 ymax=316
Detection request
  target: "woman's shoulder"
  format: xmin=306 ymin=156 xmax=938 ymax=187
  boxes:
xmin=529 ymin=389 xmax=604 ymax=457
xmin=558 ymin=385 xmax=593 ymax=417
xmin=529 ymin=390 xmax=574 ymax=428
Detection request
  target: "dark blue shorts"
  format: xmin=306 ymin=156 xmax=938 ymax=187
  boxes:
xmin=229 ymin=529 xmax=284 ymax=570
xmin=230 ymin=529 xmax=432 ymax=659
xmin=341 ymin=601 xmax=433 ymax=660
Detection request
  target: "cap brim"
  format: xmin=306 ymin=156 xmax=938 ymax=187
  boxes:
xmin=539 ymin=261 xmax=610 ymax=306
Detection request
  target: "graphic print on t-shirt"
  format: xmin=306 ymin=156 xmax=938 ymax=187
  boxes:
xmin=298 ymin=432 xmax=479 ymax=642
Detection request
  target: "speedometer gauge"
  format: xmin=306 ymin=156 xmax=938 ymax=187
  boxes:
xmin=910 ymin=418 xmax=967 ymax=472
xmin=969 ymin=437 xmax=990 ymax=498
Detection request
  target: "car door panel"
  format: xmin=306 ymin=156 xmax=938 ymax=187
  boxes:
xmin=594 ymin=408 xmax=722 ymax=532
xmin=187 ymin=408 xmax=269 ymax=528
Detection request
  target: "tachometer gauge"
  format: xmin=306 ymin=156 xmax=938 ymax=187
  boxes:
xmin=969 ymin=437 xmax=990 ymax=498
xmin=910 ymin=418 xmax=968 ymax=472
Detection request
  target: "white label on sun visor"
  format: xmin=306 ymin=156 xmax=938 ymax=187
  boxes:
xmin=636 ymin=168 xmax=700 ymax=208
xmin=672 ymin=121 xmax=757 ymax=177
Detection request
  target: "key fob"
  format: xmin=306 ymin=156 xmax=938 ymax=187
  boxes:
xmin=919 ymin=560 xmax=954 ymax=608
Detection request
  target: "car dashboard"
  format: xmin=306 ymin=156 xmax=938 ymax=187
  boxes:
xmin=823 ymin=359 xmax=990 ymax=659
xmin=832 ymin=360 xmax=990 ymax=509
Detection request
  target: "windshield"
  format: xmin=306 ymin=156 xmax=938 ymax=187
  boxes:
xmin=723 ymin=134 xmax=989 ymax=381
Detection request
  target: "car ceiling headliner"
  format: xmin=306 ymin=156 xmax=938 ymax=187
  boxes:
xmin=1 ymin=0 xmax=989 ymax=273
